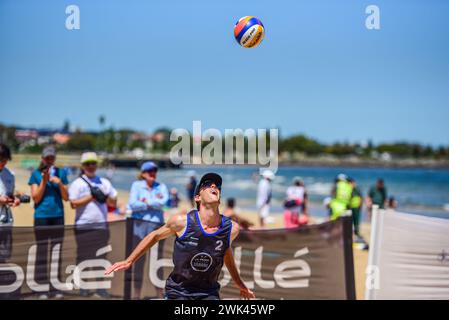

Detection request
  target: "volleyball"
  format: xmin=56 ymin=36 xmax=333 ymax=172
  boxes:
xmin=234 ymin=16 xmax=265 ymax=48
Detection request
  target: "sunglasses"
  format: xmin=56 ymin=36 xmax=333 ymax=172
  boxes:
xmin=143 ymin=169 xmax=158 ymax=174
xmin=200 ymin=180 xmax=221 ymax=191
xmin=83 ymin=161 xmax=97 ymax=166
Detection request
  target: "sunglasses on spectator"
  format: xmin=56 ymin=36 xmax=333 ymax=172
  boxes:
xmin=83 ymin=161 xmax=97 ymax=166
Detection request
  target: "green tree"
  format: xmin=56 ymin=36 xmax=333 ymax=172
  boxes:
xmin=99 ymin=115 xmax=106 ymax=128
xmin=325 ymin=142 xmax=357 ymax=156
xmin=66 ymin=131 xmax=96 ymax=151
xmin=152 ymin=127 xmax=176 ymax=152
xmin=0 ymin=124 xmax=19 ymax=150
xmin=62 ymin=119 xmax=70 ymax=132
xmin=279 ymin=134 xmax=325 ymax=155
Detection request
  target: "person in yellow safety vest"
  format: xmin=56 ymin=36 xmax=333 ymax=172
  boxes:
xmin=348 ymin=178 xmax=363 ymax=236
xmin=329 ymin=174 xmax=353 ymax=221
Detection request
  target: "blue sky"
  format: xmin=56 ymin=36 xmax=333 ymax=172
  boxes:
xmin=0 ymin=0 xmax=448 ymax=146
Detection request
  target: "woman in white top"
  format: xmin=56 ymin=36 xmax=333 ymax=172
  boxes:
xmin=69 ymin=152 xmax=118 ymax=298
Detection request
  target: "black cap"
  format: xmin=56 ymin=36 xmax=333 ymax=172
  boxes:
xmin=194 ymin=173 xmax=222 ymax=196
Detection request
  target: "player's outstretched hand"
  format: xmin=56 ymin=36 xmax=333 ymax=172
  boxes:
xmin=105 ymin=260 xmax=132 ymax=275
xmin=240 ymin=287 xmax=256 ymax=300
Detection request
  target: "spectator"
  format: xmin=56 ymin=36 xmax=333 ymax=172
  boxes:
xmin=0 ymin=144 xmax=20 ymax=225
xmin=186 ymin=171 xmax=197 ymax=208
xmin=388 ymin=196 xmax=397 ymax=209
xmin=284 ymin=177 xmax=309 ymax=228
xmin=166 ymin=187 xmax=180 ymax=208
xmin=323 ymin=197 xmax=332 ymax=216
xmin=286 ymin=177 xmax=308 ymax=212
xmin=257 ymin=170 xmax=274 ymax=227
xmin=329 ymin=174 xmax=352 ymax=221
xmin=0 ymin=144 xmax=22 ymax=300
xmin=367 ymin=178 xmax=388 ymax=218
xmin=69 ymin=152 xmax=118 ymax=298
xmin=223 ymin=198 xmax=253 ymax=230
xmin=348 ymin=178 xmax=363 ymax=237
xmin=128 ymin=161 xmax=168 ymax=299
xmin=28 ymin=145 xmax=68 ymax=299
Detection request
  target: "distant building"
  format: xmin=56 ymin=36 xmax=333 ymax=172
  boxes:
xmin=152 ymin=132 xmax=166 ymax=143
xmin=53 ymin=132 xmax=71 ymax=144
xmin=15 ymin=128 xmax=72 ymax=147
xmin=381 ymin=152 xmax=392 ymax=161
xmin=15 ymin=129 xmax=38 ymax=141
xmin=130 ymin=132 xmax=147 ymax=141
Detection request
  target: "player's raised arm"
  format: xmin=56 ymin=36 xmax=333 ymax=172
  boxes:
xmin=105 ymin=213 xmax=186 ymax=275
xmin=224 ymin=221 xmax=256 ymax=300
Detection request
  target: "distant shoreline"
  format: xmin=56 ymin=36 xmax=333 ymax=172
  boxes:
xmin=277 ymin=160 xmax=449 ymax=170
xmin=183 ymin=161 xmax=449 ymax=170
xmin=10 ymin=153 xmax=449 ymax=170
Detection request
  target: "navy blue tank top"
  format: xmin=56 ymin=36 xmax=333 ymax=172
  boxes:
xmin=165 ymin=210 xmax=233 ymax=299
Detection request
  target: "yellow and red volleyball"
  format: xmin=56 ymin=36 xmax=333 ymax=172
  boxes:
xmin=234 ymin=16 xmax=265 ymax=48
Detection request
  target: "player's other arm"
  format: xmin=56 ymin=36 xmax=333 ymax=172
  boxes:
xmin=105 ymin=213 xmax=186 ymax=275
xmin=224 ymin=222 xmax=256 ymax=299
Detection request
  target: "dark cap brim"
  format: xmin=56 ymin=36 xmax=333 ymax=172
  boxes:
xmin=194 ymin=173 xmax=222 ymax=196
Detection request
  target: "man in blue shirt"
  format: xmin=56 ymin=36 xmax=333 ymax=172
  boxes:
xmin=28 ymin=145 xmax=69 ymax=299
xmin=127 ymin=161 xmax=169 ymax=299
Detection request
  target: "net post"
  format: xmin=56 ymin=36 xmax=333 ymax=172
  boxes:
xmin=365 ymin=205 xmax=382 ymax=300
xmin=342 ymin=215 xmax=356 ymax=300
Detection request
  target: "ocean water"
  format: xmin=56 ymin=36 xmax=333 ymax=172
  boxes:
xmin=94 ymin=165 xmax=449 ymax=220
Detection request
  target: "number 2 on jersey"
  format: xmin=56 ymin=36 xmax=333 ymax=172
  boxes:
xmin=215 ymin=240 xmax=223 ymax=251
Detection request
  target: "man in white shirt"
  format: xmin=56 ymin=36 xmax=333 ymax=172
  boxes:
xmin=256 ymin=170 xmax=274 ymax=227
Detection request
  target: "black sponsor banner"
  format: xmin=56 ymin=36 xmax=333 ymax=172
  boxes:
xmin=130 ymin=217 xmax=354 ymax=300
xmin=221 ymin=216 xmax=354 ymax=299
xmin=0 ymin=221 xmax=127 ymax=299
xmin=0 ymin=217 xmax=354 ymax=300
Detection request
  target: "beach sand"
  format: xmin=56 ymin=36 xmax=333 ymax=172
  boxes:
xmin=7 ymin=163 xmax=369 ymax=300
